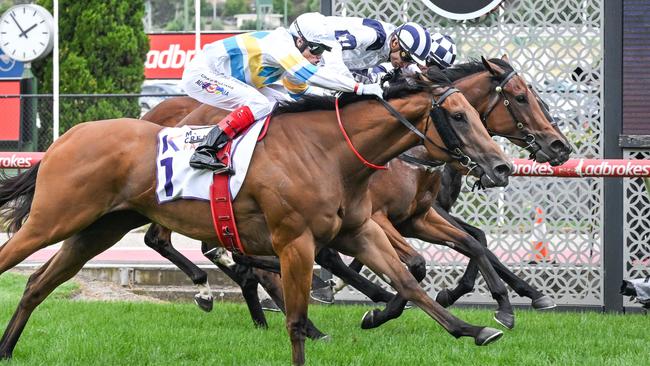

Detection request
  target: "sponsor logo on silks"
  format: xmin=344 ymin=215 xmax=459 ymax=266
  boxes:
xmin=196 ymin=80 xmax=230 ymax=96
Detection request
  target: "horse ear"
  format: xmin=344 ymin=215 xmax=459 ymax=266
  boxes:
xmin=501 ymin=53 xmax=510 ymax=63
xmin=481 ymin=56 xmax=497 ymax=75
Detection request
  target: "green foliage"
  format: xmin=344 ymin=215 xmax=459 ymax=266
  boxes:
xmin=32 ymin=0 xmax=149 ymax=138
xmin=223 ymin=0 xmax=249 ymax=17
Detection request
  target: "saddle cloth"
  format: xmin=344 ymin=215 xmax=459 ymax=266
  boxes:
xmin=155 ymin=118 xmax=266 ymax=204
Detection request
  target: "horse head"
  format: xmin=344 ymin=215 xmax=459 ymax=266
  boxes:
xmin=406 ymin=68 xmax=512 ymax=188
xmin=473 ymin=55 xmax=572 ymax=166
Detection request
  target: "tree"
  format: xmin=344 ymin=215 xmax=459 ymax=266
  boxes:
xmin=223 ymin=0 xmax=249 ymax=17
xmin=33 ymin=0 xmax=149 ymax=142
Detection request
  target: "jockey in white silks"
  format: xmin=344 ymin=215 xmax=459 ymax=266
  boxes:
xmin=313 ymin=14 xmax=433 ymax=83
xmin=353 ymin=32 xmax=459 ymax=86
xmin=181 ymin=13 xmax=384 ymax=173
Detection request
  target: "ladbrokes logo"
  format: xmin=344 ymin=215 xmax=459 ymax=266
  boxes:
xmin=0 ymin=154 xmax=34 ymax=168
xmin=512 ymin=161 xmax=554 ymax=176
xmin=576 ymin=160 xmax=650 ymax=177
xmin=145 ymin=44 xmax=196 ymax=69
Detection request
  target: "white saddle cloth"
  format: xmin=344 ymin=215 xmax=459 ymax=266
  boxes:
xmin=155 ymin=118 xmax=266 ymax=204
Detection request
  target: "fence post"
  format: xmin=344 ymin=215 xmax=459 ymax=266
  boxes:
xmin=320 ymin=0 xmax=333 ymax=16
xmin=602 ymin=0 xmax=624 ymax=313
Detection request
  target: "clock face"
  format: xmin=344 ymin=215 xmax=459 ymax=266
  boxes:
xmin=0 ymin=4 xmax=54 ymax=62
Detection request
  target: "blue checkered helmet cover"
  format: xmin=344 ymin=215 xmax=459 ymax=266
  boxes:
xmin=428 ymin=33 xmax=457 ymax=69
xmin=394 ymin=22 xmax=431 ymax=65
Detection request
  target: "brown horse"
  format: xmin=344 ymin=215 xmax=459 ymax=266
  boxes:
xmin=139 ymin=56 xmax=570 ymax=330
xmin=0 ymin=70 xmax=511 ymax=365
xmin=141 ymin=96 xmax=202 ymax=127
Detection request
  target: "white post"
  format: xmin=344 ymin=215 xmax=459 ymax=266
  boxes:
xmin=195 ymin=0 xmax=200 ymax=53
xmin=53 ymin=0 xmax=59 ymax=141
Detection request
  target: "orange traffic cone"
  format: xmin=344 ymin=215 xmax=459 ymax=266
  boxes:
xmin=531 ymin=207 xmax=550 ymax=263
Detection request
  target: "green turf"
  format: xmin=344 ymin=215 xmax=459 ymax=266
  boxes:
xmin=0 ymin=273 xmax=647 ymax=365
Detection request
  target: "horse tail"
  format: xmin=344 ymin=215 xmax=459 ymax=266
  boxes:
xmin=0 ymin=162 xmax=40 ymax=234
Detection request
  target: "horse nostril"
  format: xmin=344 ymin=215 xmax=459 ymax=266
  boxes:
xmin=494 ymin=163 xmax=512 ymax=178
xmin=550 ymin=139 xmax=571 ymax=153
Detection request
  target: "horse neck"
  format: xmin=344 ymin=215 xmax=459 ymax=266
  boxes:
xmin=453 ymin=71 xmax=493 ymax=117
xmin=335 ymin=93 xmax=432 ymax=180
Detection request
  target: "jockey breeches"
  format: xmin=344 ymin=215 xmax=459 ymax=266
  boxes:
xmin=181 ymin=52 xmax=278 ymax=120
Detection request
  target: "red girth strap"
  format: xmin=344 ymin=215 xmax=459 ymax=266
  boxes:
xmin=218 ymin=106 xmax=255 ymax=138
xmin=209 ymin=140 xmax=245 ymax=254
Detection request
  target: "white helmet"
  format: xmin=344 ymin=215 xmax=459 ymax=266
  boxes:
xmin=394 ymin=22 xmax=432 ymax=66
xmin=289 ymin=13 xmax=338 ymax=53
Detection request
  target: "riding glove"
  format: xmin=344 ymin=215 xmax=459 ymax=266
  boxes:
xmin=356 ymin=83 xmax=384 ymax=99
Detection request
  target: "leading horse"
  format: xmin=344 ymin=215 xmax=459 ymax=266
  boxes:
xmin=0 ymin=70 xmax=510 ymax=365
xmin=139 ymin=56 xmax=571 ymax=330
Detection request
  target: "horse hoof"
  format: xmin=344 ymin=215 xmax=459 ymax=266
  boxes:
xmin=260 ymin=297 xmax=281 ymax=312
xmin=310 ymin=285 xmax=334 ymax=304
xmin=475 ymin=327 xmax=503 ymax=346
xmin=0 ymin=351 xmax=12 ymax=360
xmin=317 ymin=334 xmax=332 ymax=342
xmin=435 ymin=289 xmax=453 ymax=308
xmin=194 ymin=294 xmax=213 ymax=313
xmin=494 ymin=311 xmax=515 ymax=330
xmin=360 ymin=309 xmax=380 ymax=329
xmin=532 ymin=295 xmax=557 ymax=310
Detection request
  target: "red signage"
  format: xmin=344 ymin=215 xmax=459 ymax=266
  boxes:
xmin=0 ymin=81 xmax=21 ymax=141
xmin=145 ymin=32 xmax=241 ymax=79
xmin=512 ymin=158 xmax=650 ymax=178
xmin=0 ymin=152 xmax=43 ymax=168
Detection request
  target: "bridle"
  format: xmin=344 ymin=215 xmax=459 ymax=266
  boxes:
xmin=335 ymin=86 xmax=476 ymax=170
xmin=480 ymin=70 xmax=542 ymax=156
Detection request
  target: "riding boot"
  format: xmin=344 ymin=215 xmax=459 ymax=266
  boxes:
xmin=189 ymin=105 xmax=256 ymax=173
xmin=189 ymin=126 xmax=233 ymax=173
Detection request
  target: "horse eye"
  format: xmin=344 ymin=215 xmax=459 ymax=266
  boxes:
xmin=516 ymin=95 xmax=527 ymax=103
xmin=453 ymin=112 xmax=464 ymax=121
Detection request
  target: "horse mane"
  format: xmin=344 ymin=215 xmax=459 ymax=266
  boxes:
xmin=442 ymin=58 xmax=515 ymax=84
xmin=274 ymin=69 xmax=451 ymax=115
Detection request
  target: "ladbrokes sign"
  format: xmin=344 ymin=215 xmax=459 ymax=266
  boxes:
xmin=420 ymin=0 xmax=504 ymax=20
xmin=145 ymin=33 xmax=240 ymax=79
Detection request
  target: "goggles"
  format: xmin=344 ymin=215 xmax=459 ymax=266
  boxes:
xmin=425 ymin=56 xmax=443 ymax=69
xmin=294 ymin=21 xmax=331 ymax=56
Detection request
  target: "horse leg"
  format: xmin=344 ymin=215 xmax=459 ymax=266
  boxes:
xmin=400 ymin=207 xmax=515 ymax=329
xmin=440 ymin=215 xmax=556 ymax=310
xmin=203 ymin=249 xmax=269 ymax=329
xmin=0 ymin=210 xmax=148 ymax=358
xmin=143 ymin=224 xmax=214 ymax=312
xmin=253 ymin=268 xmax=327 ymax=340
xmin=359 ymin=214 xmax=428 ymax=329
xmin=276 ymin=230 xmax=316 ymax=366
xmin=315 ymin=248 xmax=394 ymax=303
xmin=339 ymin=219 xmax=502 ymax=346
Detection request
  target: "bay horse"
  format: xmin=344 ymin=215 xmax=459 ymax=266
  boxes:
xmin=139 ymin=56 xmax=570 ymax=330
xmin=0 ymin=70 xmax=511 ymax=365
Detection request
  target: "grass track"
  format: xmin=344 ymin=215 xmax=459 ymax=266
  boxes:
xmin=0 ymin=273 xmax=647 ymax=365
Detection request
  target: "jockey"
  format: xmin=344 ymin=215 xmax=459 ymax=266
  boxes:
xmin=357 ymin=32 xmax=458 ymax=83
xmin=314 ymin=14 xmax=432 ymax=82
xmin=182 ymin=13 xmax=384 ymax=173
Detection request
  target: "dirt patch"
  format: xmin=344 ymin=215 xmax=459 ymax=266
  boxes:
xmin=10 ymin=269 xmax=164 ymax=303
xmin=71 ymin=273 xmax=166 ymax=303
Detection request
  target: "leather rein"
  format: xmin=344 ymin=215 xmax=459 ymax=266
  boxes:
xmin=335 ymin=87 xmax=474 ymax=171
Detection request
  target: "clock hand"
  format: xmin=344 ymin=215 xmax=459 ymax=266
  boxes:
xmin=9 ymin=13 xmax=27 ymax=37
xmin=19 ymin=23 xmax=38 ymax=39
